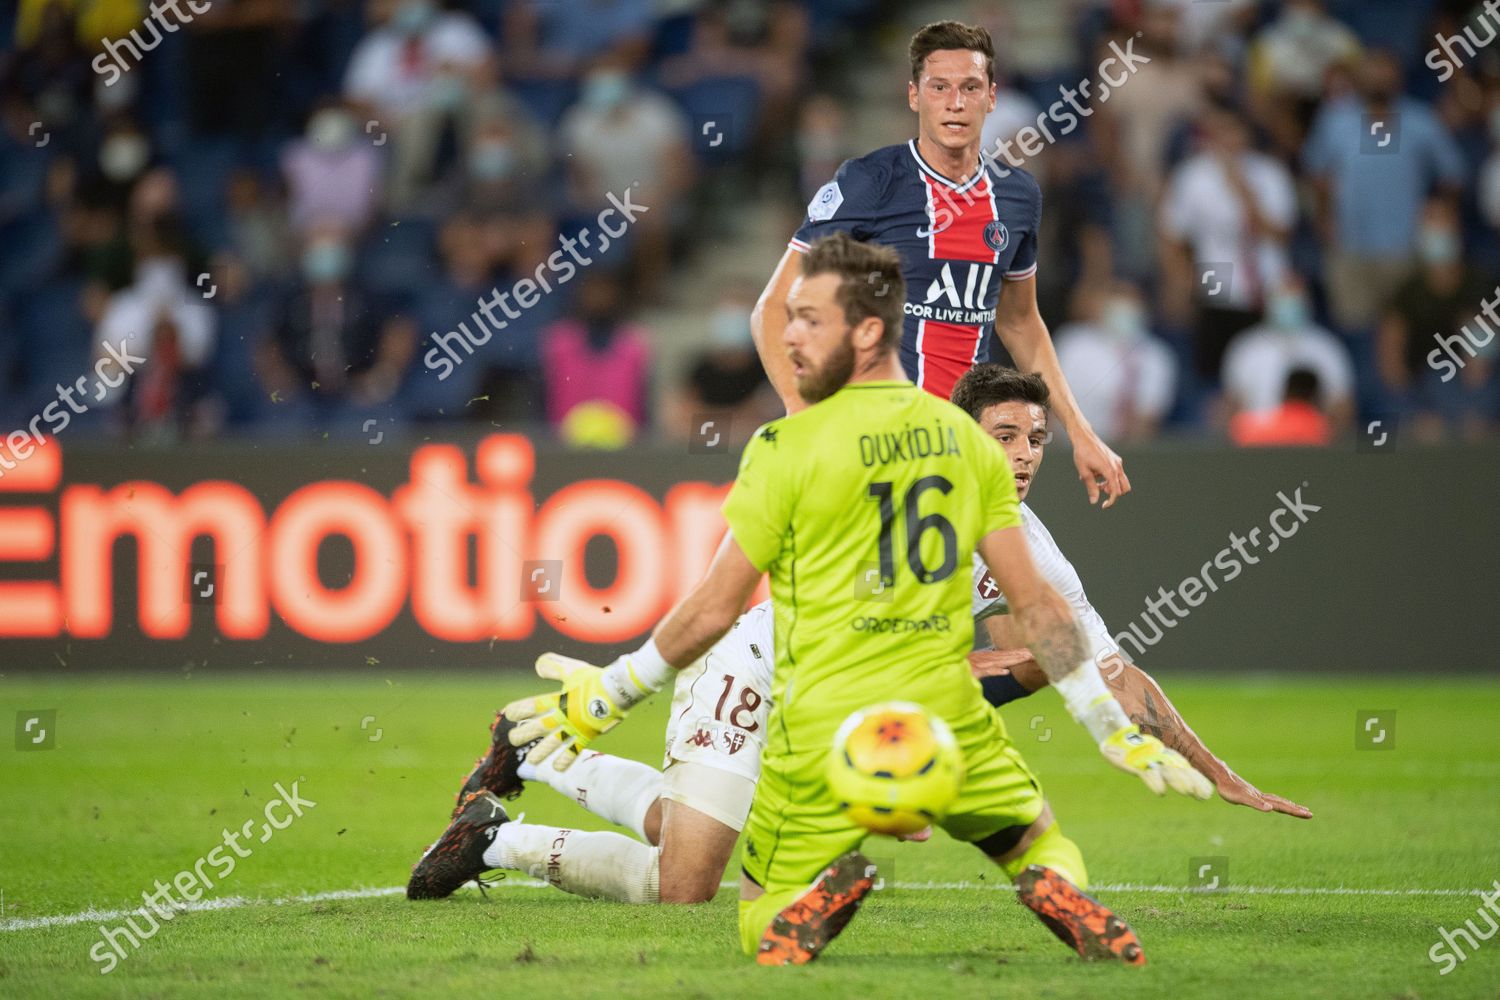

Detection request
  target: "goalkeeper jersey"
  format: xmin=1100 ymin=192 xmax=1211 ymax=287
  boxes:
xmin=721 ymin=379 xmax=1022 ymax=758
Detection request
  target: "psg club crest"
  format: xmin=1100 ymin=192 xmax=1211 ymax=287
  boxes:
xmin=983 ymin=221 xmax=1009 ymax=253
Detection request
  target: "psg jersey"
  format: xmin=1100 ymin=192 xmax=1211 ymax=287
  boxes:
xmin=791 ymin=140 xmax=1042 ymax=402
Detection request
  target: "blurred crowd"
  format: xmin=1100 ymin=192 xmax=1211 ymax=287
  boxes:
xmin=983 ymin=0 xmax=1500 ymax=446
xmin=1 ymin=0 xmax=1498 ymax=450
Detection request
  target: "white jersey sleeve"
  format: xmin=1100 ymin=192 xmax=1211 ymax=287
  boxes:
xmin=970 ymin=505 xmax=1118 ymax=659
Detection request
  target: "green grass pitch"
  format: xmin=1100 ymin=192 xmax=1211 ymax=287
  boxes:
xmin=2 ymin=673 xmax=1497 ymax=998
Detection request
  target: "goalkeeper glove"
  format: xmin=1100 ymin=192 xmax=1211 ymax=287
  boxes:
xmin=503 ymin=643 xmax=673 ymax=771
xmin=1098 ymin=724 xmax=1213 ymax=799
xmin=1054 ymin=661 xmax=1213 ymax=800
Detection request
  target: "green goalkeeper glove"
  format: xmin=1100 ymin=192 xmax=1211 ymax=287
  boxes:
xmin=1099 ymin=724 xmax=1214 ymax=799
xmin=503 ymin=646 xmax=671 ymax=771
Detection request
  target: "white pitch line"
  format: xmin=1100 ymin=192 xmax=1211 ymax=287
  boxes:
xmin=2 ymin=881 xmax=1486 ymax=933
xmin=0 ymin=887 xmax=406 ymax=933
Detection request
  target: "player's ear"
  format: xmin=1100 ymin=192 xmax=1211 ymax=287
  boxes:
xmin=854 ymin=316 xmax=885 ymax=351
xmin=908 ymin=80 xmax=920 ymax=113
xmin=988 ymin=81 xmax=998 ymax=112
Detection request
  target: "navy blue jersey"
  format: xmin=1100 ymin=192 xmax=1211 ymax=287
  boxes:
xmin=791 ymin=140 xmax=1042 ymax=401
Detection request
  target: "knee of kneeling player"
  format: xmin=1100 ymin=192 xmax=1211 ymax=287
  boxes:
xmin=659 ymin=873 xmax=720 ymax=904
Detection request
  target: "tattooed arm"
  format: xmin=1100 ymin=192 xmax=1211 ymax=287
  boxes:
xmin=973 ymin=525 xmax=1214 ymax=801
xmin=1101 ymin=654 xmax=1313 ymax=819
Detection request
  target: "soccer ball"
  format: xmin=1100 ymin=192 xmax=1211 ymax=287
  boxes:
xmin=827 ymin=701 xmax=965 ymax=836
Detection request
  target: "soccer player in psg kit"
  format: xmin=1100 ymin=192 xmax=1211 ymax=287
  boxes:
xmin=753 ymin=20 xmax=1131 ymax=509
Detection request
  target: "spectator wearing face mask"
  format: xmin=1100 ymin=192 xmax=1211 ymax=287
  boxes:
xmin=1305 ymin=51 xmax=1466 ymax=336
xmin=80 ymin=119 xmax=156 ymax=217
xmin=1229 ymin=368 xmax=1333 ymax=447
xmin=281 ymin=102 xmax=383 ymax=236
xmin=257 ymin=226 xmax=417 ymax=423
xmin=557 ymin=62 xmax=692 ymax=298
xmin=668 ymin=283 xmax=779 ymax=447
xmin=1054 ymin=282 xmax=1179 ymax=444
xmin=437 ymin=97 xmax=552 ymax=219
xmin=342 ymin=0 xmax=496 ymax=211
xmin=1221 ymin=277 xmax=1355 ymax=432
xmin=1378 ymin=201 xmax=1498 ymax=440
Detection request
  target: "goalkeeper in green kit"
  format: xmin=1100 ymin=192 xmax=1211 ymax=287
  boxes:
xmin=410 ymin=233 xmax=1211 ymax=965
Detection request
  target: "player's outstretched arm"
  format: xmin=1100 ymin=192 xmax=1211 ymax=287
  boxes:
xmin=752 ymin=249 xmax=808 ymax=416
xmin=976 ymin=527 xmax=1211 ymax=800
xmin=507 ymin=532 xmax=762 ymax=770
xmin=994 ymin=276 xmax=1130 ymax=508
xmin=1101 ymin=655 xmax=1312 ymax=819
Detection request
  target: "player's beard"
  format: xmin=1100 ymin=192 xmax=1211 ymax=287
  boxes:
xmin=795 ymin=334 xmax=856 ymax=404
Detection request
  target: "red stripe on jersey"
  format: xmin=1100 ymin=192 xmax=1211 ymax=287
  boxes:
xmin=916 ymin=174 xmax=997 ymax=398
xmin=918 ymin=321 xmax=980 ymax=402
xmin=928 ymin=174 xmax=996 ymax=264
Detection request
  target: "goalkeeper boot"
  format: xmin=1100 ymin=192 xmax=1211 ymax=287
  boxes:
xmin=756 ymin=850 xmax=878 ymax=966
xmin=454 ymin=712 xmax=533 ymax=817
xmin=408 ymin=791 xmax=509 ymax=900
xmin=1014 ymin=865 xmax=1145 ymax=965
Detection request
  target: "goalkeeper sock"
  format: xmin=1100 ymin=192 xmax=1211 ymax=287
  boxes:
xmin=517 ymin=751 xmax=663 ymax=842
xmin=739 ymin=888 xmax=802 ymax=956
xmin=999 ymin=822 xmax=1088 ymax=890
xmin=484 ymin=821 xmax=661 ymax=904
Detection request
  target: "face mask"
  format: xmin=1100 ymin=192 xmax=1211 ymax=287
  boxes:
xmin=392 ymin=0 xmax=436 ymax=35
xmin=1420 ymin=228 xmax=1460 ymax=266
xmin=582 ymin=72 xmax=630 ymax=112
xmin=1269 ymin=294 xmax=1310 ymax=330
xmin=100 ymin=133 xmax=149 ymax=182
xmin=302 ymin=242 xmax=352 ymax=283
xmin=1101 ymin=300 xmax=1145 ymax=342
xmin=431 ymin=73 xmax=467 ymax=111
xmin=709 ymin=305 xmax=753 ymax=350
xmin=308 ymin=110 xmax=356 ymax=150
xmin=470 ymin=140 xmax=516 ymax=180
xmin=95 ymin=70 xmax=138 ymax=113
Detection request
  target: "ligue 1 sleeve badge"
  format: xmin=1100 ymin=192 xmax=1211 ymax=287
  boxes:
xmin=984 ymin=220 xmax=1010 ymax=253
xmin=808 ymin=180 xmax=844 ymax=222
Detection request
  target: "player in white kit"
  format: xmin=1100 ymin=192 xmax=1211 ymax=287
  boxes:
xmin=413 ymin=367 xmax=1307 ymax=906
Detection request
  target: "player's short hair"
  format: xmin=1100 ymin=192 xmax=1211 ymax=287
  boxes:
xmin=909 ymin=21 xmax=996 ymax=84
xmin=801 ymin=232 xmax=905 ymax=351
xmin=949 ymin=364 xmax=1050 ymax=422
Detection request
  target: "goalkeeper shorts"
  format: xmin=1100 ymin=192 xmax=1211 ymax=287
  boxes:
xmin=740 ymin=710 xmax=1045 ymax=896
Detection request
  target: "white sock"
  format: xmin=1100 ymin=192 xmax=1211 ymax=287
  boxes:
xmin=518 ymin=751 xmax=663 ymax=841
xmin=483 ymin=821 xmax=660 ymax=904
